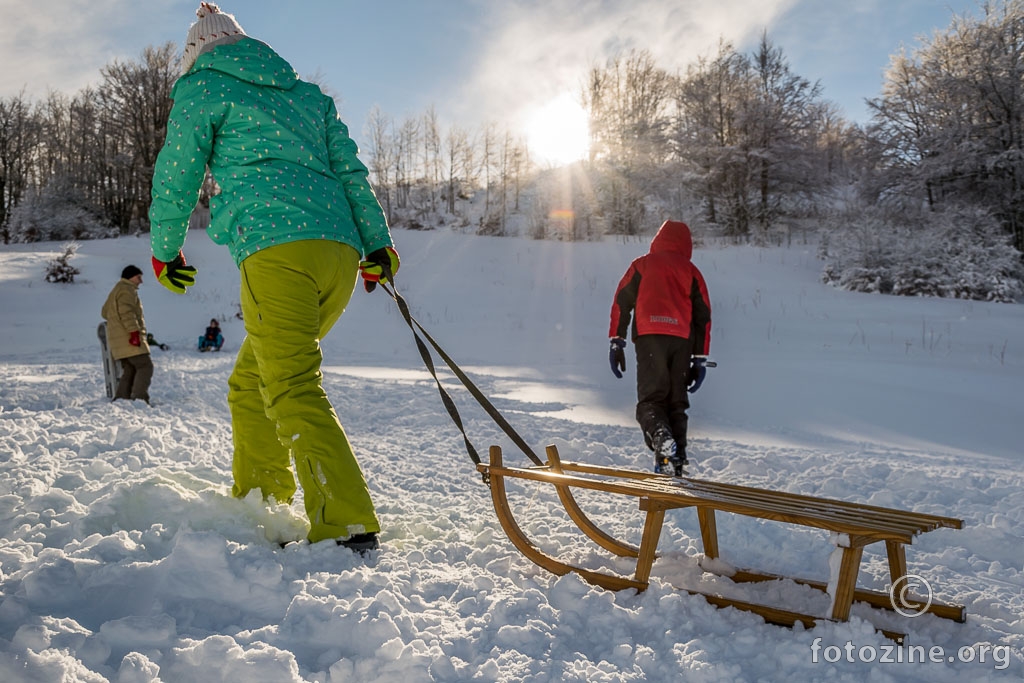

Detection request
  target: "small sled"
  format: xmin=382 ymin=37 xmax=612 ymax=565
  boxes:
xmin=479 ymin=444 xmax=965 ymax=642
xmin=97 ymin=322 xmax=122 ymax=399
xmin=198 ymin=333 xmax=224 ymax=352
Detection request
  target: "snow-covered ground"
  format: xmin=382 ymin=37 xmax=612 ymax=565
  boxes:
xmin=0 ymin=227 xmax=1021 ymax=682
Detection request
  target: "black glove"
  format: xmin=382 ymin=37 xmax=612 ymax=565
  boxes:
xmin=688 ymin=356 xmax=708 ymax=393
xmin=609 ymin=338 xmax=626 ymax=378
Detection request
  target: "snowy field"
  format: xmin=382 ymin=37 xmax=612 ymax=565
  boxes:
xmin=0 ymin=227 xmax=1022 ymax=682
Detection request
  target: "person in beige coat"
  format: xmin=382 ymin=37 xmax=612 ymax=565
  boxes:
xmin=101 ymin=265 xmax=153 ymax=403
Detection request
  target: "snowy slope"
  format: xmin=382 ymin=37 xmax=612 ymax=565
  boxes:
xmin=0 ymin=228 xmax=1021 ymax=682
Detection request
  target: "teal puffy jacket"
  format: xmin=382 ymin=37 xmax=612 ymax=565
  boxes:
xmin=150 ymin=37 xmax=391 ymax=267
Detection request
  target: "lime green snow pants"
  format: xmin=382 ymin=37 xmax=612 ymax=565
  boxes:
xmin=229 ymin=239 xmax=379 ymax=543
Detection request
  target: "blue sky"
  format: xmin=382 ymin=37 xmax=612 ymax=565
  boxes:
xmin=0 ymin=0 xmax=981 ymax=149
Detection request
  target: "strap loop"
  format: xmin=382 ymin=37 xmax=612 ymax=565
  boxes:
xmin=379 ymin=280 xmax=544 ymax=480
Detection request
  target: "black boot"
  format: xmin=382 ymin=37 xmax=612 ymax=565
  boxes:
xmin=651 ymin=428 xmax=677 ymax=474
xmin=337 ymin=532 xmax=380 ymax=555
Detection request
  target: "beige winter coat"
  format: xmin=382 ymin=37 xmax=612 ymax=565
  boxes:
xmin=101 ymin=279 xmax=150 ymax=359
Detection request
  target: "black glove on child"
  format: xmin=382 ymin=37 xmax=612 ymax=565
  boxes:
xmin=688 ymin=356 xmax=708 ymax=393
xmin=609 ymin=338 xmax=626 ymax=378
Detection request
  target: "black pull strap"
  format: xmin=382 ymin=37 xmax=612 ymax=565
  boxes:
xmin=380 ymin=280 xmax=544 ymax=472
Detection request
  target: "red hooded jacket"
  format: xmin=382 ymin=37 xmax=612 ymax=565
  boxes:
xmin=608 ymin=220 xmax=711 ymax=354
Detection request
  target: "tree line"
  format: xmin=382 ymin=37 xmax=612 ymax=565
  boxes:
xmin=1 ymin=3 xmax=1022 ymax=299
xmin=0 ymin=43 xmax=177 ymax=243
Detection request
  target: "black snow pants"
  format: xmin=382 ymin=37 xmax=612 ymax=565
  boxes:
xmin=634 ymin=334 xmax=694 ymax=452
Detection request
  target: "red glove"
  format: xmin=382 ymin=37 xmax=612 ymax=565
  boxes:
xmin=129 ymin=331 xmax=141 ymax=346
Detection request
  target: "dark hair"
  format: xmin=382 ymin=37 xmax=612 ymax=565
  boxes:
xmin=121 ymin=265 xmax=143 ymax=279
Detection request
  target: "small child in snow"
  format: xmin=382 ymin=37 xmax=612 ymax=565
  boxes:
xmin=198 ymin=318 xmax=223 ymax=352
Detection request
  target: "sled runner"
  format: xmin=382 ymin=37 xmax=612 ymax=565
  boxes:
xmin=97 ymin=322 xmax=122 ymax=399
xmin=479 ymin=444 xmax=964 ymax=641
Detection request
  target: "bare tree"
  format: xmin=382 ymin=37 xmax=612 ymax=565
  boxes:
xmin=509 ymin=134 xmax=529 ymax=211
xmin=97 ymin=42 xmax=178 ymax=233
xmin=497 ymin=130 xmax=514 ymax=234
xmin=460 ymin=129 xmax=479 ymax=195
xmin=364 ymin=106 xmax=394 ymax=221
xmin=480 ymin=123 xmax=497 ymax=219
xmin=811 ymin=100 xmax=859 ymax=180
xmin=394 ymin=116 xmax=419 ymax=210
xmin=444 ymin=124 xmax=469 ymax=215
xmin=422 ymin=106 xmax=442 ymax=215
xmin=581 ymin=49 xmax=673 ymax=235
xmin=0 ymin=90 xmax=40 ymax=242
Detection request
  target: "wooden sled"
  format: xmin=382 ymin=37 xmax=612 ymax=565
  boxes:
xmin=479 ymin=445 xmax=965 ymax=642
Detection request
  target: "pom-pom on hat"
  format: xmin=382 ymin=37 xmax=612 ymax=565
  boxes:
xmin=180 ymin=3 xmax=246 ymax=75
xmin=121 ymin=265 xmax=143 ymax=280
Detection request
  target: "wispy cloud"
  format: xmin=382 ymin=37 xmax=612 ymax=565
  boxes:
xmin=457 ymin=0 xmax=800 ymax=128
xmin=0 ymin=0 xmax=180 ymax=98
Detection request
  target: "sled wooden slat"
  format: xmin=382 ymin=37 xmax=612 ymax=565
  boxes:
xmin=480 ymin=444 xmax=965 ymax=637
xmin=560 ymin=460 xmax=960 ymax=536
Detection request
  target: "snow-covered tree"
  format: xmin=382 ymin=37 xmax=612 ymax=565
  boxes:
xmin=821 ymin=204 xmax=1023 ymax=302
xmin=866 ymin=0 xmax=1024 ymax=252
xmin=7 ymin=175 xmax=114 ymax=242
xmin=44 ymin=242 xmax=81 ymax=284
xmin=582 ymin=49 xmax=673 ymax=235
xmin=673 ymin=36 xmax=834 ymax=239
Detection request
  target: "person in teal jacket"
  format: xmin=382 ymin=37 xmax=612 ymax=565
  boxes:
xmin=149 ymin=3 xmax=400 ymax=553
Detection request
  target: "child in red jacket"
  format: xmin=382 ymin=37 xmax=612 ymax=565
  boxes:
xmin=609 ymin=220 xmax=712 ymax=475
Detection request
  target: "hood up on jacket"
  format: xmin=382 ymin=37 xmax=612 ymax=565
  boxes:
xmin=173 ymin=36 xmax=298 ymax=98
xmin=649 ymin=220 xmax=693 ymax=260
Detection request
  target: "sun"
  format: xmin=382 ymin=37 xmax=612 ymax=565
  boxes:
xmin=524 ymin=93 xmax=590 ymax=167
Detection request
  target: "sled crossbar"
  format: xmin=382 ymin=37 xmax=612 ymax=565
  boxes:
xmin=480 ymin=445 xmax=964 ymax=641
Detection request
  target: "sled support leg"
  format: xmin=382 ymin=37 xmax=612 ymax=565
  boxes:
xmin=886 ymin=540 xmax=907 ymax=584
xmin=697 ymin=508 xmax=719 ymax=560
xmin=830 ymin=543 xmax=865 ymax=621
xmin=635 ymin=500 xmax=667 ymax=585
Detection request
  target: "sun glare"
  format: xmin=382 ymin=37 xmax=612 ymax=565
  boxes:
xmin=525 ymin=93 xmax=590 ymax=167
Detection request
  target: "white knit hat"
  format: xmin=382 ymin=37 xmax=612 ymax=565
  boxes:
xmin=180 ymin=3 xmax=246 ymax=74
